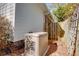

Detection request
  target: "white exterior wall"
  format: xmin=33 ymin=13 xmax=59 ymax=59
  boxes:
xmin=14 ymin=3 xmax=45 ymax=41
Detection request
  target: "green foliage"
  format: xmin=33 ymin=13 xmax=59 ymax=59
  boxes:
xmin=53 ymin=4 xmax=76 ymax=22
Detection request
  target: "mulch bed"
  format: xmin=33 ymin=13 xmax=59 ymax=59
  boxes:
xmin=0 ymin=40 xmax=25 ymax=56
xmin=46 ymin=43 xmax=58 ymax=56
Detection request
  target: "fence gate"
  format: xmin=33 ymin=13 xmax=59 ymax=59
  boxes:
xmin=44 ymin=14 xmax=58 ymax=43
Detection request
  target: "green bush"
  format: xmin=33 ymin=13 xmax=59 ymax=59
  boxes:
xmin=53 ymin=4 xmax=76 ymax=22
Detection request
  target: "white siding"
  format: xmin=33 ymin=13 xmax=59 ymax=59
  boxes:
xmin=14 ymin=3 xmax=45 ymax=41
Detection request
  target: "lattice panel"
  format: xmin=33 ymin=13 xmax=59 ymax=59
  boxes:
xmin=67 ymin=7 xmax=78 ymax=56
xmin=0 ymin=3 xmax=15 ymax=41
xmin=0 ymin=3 xmax=15 ymax=27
